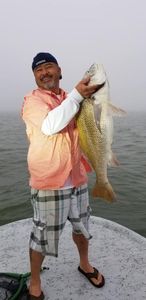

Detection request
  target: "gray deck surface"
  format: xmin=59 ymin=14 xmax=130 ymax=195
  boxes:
xmin=0 ymin=216 xmax=146 ymax=300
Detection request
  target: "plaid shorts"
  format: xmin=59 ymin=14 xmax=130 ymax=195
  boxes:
xmin=29 ymin=184 xmax=91 ymax=257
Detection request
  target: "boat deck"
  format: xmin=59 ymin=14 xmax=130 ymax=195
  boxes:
xmin=0 ymin=216 xmax=146 ymax=300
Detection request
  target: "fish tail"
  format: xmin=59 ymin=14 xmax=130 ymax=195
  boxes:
xmin=92 ymin=181 xmax=117 ymax=203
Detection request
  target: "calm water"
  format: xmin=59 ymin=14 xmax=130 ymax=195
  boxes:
xmin=0 ymin=111 xmax=146 ymax=236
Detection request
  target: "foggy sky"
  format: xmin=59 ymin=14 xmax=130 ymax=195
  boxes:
xmin=0 ymin=0 xmax=146 ymax=112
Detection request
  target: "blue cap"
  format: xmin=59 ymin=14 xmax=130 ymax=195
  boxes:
xmin=32 ymin=52 xmax=58 ymax=70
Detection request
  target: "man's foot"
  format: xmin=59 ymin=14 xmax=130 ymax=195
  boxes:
xmin=78 ymin=265 xmax=105 ymax=288
xmin=28 ymin=282 xmax=43 ymax=299
xmin=27 ymin=290 xmax=44 ymax=300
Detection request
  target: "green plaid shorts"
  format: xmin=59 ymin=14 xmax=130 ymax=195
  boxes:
xmin=29 ymin=184 xmax=91 ymax=256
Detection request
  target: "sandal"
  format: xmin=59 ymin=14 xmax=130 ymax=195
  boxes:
xmin=78 ymin=266 xmax=105 ymax=288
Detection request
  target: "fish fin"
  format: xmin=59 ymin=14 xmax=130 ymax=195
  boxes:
xmin=108 ymin=102 xmax=127 ymax=116
xmin=96 ymin=120 xmax=102 ymax=133
xmin=81 ymin=154 xmax=93 ymax=173
xmin=93 ymin=102 xmax=102 ymax=132
xmin=92 ymin=181 xmax=117 ymax=203
xmin=108 ymin=152 xmax=120 ymax=167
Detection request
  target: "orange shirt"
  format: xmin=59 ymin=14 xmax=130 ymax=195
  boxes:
xmin=22 ymin=88 xmax=91 ymax=190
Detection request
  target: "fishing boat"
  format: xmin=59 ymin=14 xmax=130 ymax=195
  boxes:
xmin=0 ymin=216 xmax=146 ymax=300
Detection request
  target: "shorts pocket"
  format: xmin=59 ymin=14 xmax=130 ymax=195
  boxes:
xmin=31 ymin=191 xmax=47 ymax=230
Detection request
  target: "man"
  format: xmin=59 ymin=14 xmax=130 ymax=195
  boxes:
xmin=22 ymin=52 xmax=105 ymax=300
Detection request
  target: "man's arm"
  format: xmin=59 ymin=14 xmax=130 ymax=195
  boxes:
xmin=41 ymin=77 xmax=104 ymax=136
xmin=41 ymin=88 xmax=83 ymax=136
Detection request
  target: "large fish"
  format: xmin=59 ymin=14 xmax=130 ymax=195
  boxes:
xmin=76 ymin=64 xmax=125 ymax=203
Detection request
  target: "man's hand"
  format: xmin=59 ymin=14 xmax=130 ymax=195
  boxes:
xmin=75 ymin=77 xmax=105 ymax=98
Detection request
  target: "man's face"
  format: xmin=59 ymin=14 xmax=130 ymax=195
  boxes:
xmin=33 ymin=62 xmax=62 ymax=92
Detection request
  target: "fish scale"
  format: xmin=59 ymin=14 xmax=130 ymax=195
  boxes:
xmin=76 ymin=98 xmax=110 ymax=191
xmin=76 ymin=63 xmax=125 ymax=203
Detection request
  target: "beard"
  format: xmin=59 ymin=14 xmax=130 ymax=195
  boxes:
xmin=39 ymin=75 xmax=59 ymax=91
xmin=43 ymin=80 xmax=56 ymax=90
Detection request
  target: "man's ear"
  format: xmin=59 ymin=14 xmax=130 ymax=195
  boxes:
xmin=59 ymin=67 xmax=62 ymax=80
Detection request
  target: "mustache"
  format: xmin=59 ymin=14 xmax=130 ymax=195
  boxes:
xmin=40 ymin=74 xmax=52 ymax=81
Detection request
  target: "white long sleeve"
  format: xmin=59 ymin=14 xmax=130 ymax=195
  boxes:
xmin=41 ymin=88 xmax=83 ymax=136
